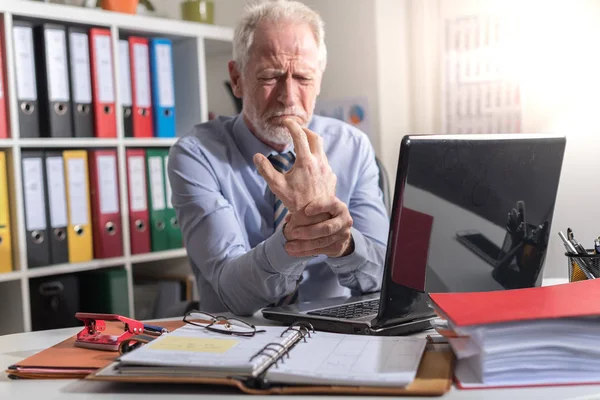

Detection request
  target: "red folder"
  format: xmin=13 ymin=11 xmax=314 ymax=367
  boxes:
xmin=0 ymin=25 xmax=8 ymax=139
xmin=88 ymin=149 xmax=123 ymax=258
xmin=126 ymin=149 xmax=151 ymax=254
xmin=89 ymin=28 xmax=117 ymax=138
xmin=128 ymin=36 xmax=153 ymax=138
xmin=429 ymin=278 xmax=600 ymax=327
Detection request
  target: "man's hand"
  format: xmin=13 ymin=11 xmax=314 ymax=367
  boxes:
xmin=253 ymin=119 xmax=336 ymax=212
xmin=283 ymin=196 xmax=354 ymax=258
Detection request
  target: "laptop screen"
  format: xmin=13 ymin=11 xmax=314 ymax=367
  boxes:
xmin=380 ymin=134 xmax=566 ymax=308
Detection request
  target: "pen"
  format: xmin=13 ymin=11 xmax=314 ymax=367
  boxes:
xmin=595 ymin=238 xmax=600 ymax=255
xmin=558 ymin=231 xmax=596 ymax=280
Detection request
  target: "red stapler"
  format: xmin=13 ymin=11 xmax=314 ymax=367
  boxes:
xmin=74 ymin=312 xmax=168 ymax=351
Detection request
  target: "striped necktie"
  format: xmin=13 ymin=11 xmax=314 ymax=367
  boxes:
xmin=268 ymin=152 xmax=301 ymax=306
xmin=268 ymin=152 xmax=295 ymax=230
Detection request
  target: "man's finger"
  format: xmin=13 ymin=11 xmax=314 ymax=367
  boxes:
xmin=303 ymin=127 xmax=324 ymax=155
xmin=285 ymin=233 xmax=344 ymax=253
xmin=253 ymin=153 xmax=284 ymax=190
xmin=290 ymin=217 xmax=343 ymax=240
xmin=305 ymin=196 xmax=344 ymax=217
xmin=283 ymin=119 xmax=310 ymax=160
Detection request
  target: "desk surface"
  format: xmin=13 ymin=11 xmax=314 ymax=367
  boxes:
xmin=2 ymin=311 xmax=600 ymax=400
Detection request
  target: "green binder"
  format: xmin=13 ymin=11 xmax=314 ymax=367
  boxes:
xmin=78 ymin=268 xmax=129 ymax=317
xmin=163 ymin=151 xmax=183 ymax=249
xmin=145 ymin=149 xmax=170 ymax=252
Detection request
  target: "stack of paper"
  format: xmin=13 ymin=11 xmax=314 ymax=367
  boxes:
xmin=428 ymin=279 xmax=600 ymax=389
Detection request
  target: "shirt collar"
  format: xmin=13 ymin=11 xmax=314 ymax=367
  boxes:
xmin=232 ymin=114 xmax=297 ymax=165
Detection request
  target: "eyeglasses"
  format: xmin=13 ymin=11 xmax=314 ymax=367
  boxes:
xmin=183 ymin=310 xmax=267 ymax=337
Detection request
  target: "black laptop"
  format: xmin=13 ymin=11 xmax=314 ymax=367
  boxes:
xmin=262 ymin=133 xmax=567 ymax=335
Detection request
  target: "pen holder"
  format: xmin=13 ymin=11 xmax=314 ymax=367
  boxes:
xmin=566 ymin=251 xmax=600 ymax=282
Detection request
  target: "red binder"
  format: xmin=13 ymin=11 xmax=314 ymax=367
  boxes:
xmin=128 ymin=36 xmax=153 ymax=138
xmin=88 ymin=150 xmax=123 ymax=258
xmin=429 ymin=278 xmax=600 ymax=327
xmin=89 ymin=28 xmax=116 ymax=138
xmin=126 ymin=149 xmax=151 ymax=254
xmin=0 ymin=25 xmax=8 ymax=139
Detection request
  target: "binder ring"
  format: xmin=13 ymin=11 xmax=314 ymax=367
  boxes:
xmin=54 ymin=102 xmax=67 ymax=116
xmin=135 ymin=219 xmax=146 ymax=232
xmin=31 ymin=230 xmax=44 ymax=244
xmin=103 ymin=105 xmax=112 ymax=115
xmin=249 ymin=342 xmax=290 ymax=364
xmin=53 ymin=228 xmax=66 ymax=241
xmin=170 ymin=217 xmax=178 ymax=228
xmin=139 ymin=108 xmax=147 ymax=116
xmin=20 ymin=102 xmax=34 ymax=115
xmin=77 ymin=104 xmax=90 ymax=115
xmin=105 ymin=221 xmax=116 ymax=235
xmin=280 ymin=321 xmax=315 ymax=342
xmin=156 ymin=221 xmax=165 ymax=231
xmin=123 ymin=107 xmax=132 ymax=117
xmin=164 ymin=109 xmax=172 ymax=117
xmin=74 ymin=225 xmax=84 ymax=236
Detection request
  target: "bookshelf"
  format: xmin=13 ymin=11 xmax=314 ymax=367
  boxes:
xmin=0 ymin=0 xmax=235 ymax=334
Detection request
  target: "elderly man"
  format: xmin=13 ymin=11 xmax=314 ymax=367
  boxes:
xmin=168 ymin=0 xmax=389 ymax=316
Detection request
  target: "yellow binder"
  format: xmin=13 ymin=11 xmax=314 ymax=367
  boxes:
xmin=63 ymin=150 xmax=93 ymax=263
xmin=0 ymin=152 xmax=13 ymax=272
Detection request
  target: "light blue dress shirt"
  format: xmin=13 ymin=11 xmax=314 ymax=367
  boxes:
xmin=167 ymin=114 xmax=389 ymax=316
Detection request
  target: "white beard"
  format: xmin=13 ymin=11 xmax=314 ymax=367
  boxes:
xmin=244 ymin=105 xmax=311 ymax=146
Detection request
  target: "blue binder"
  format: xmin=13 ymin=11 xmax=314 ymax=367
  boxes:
xmin=149 ymin=38 xmax=176 ymax=138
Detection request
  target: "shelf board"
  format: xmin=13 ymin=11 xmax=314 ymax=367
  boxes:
xmin=130 ymin=248 xmax=188 ymax=264
xmin=27 ymin=257 xmax=126 ymax=279
xmin=123 ymin=138 xmax=178 ymax=147
xmin=0 ymin=271 xmax=23 ymax=283
xmin=0 ymin=139 xmax=15 ymax=148
xmin=19 ymin=138 xmax=119 ymax=148
xmin=2 ymin=0 xmax=233 ymax=42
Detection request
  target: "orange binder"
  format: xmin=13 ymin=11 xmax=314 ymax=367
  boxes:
xmin=89 ymin=28 xmax=116 ymax=138
xmin=128 ymin=36 xmax=153 ymax=138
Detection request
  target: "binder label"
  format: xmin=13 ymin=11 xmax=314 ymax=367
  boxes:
xmin=133 ymin=43 xmax=151 ymax=108
xmin=13 ymin=26 xmax=38 ymax=101
xmin=118 ymin=40 xmax=132 ymax=107
xmin=97 ymin=155 xmax=120 ymax=214
xmin=128 ymin=156 xmax=147 ymax=212
xmin=69 ymin=32 xmax=93 ymax=104
xmin=67 ymin=158 xmax=89 ymax=225
xmin=164 ymin=156 xmax=173 ymax=209
xmin=155 ymin=44 xmax=175 ymax=108
xmin=46 ymin=157 xmax=68 ymax=228
xmin=93 ymin=35 xmax=115 ymax=103
xmin=22 ymin=158 xmax=47 ymax=230
xmin=149 ymin=157 xmax=166 ymax=211
xmin=45 ymin=29 xmax=70 ymax=102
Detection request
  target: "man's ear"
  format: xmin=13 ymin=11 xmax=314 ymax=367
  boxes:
xmin=228 ymin=60 xmax=244 ymax=98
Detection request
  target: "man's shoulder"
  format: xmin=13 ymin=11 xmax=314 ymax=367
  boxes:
xmin=311 ymin=115 xmax=370 ymax=143
xmin=173 ymin=115 xmax=236 ymax=153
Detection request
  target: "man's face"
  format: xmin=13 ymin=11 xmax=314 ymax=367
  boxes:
xmin=234 ymin=20 xmax=322 ymax=146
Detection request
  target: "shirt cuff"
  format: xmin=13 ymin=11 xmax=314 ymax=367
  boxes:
xmin=264 ymin=227 xmax=312 ymax=276
xmin=326 ymin=227 xmax=369 ymax=274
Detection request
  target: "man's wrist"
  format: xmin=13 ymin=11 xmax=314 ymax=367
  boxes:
xmin=339 ymin=235 xmax=355 ymax=257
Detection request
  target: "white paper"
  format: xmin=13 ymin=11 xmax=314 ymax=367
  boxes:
xmin=67 ymin=158 xmax=89 ymax=226
xmin=164 ymin=156 xmax=172 ymax=208
xmin=133 ymin=43 xmax=151 ymax=108
xmin=266 ymin=332 xmax=426 ymax=387
xmin=97 ymin=155 xmax=119 ymax=214
xmin=22 ymin=158 xmax=46 ymax=231
xmin=45 ymin=29 xmax=70 ymax=102
xmin=149 ymin=156 xmax=165 ymax=211
xmin=45 ymin=157 xmax=68 ymax=228
xmin=69 ymin=32 xmax=92 ymax=104
xmin=155 ymin=43 xmax=175 ymax=108
xmin=118 ymin=40 xmax=132 ymax=107
xmin=128 ymin=156 xmax=147 ymax=212
xmin=13 ymin=26 xmax=37 ymax=101
xmin=93 ymin=35 xmax=115 ymax=103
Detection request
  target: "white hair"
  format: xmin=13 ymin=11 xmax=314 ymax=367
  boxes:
xmin=233 ymin=0 xmax=327 ymax=74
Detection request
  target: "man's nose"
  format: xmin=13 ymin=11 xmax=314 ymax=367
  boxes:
xmin=277 ymin=77 xmax=296 ymax=107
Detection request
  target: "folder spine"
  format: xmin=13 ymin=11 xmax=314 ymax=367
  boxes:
xmin=67 ymin=26 xmax=94 ymax=138
xmin=149 ymin=38 xmax=176 ymax=138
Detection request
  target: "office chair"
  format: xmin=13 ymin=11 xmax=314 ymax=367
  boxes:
xmin=375 ymin=156 xmax=391 ymax=217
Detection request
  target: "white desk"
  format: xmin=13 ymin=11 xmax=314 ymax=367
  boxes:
xmin=1 ymin=312 xmax=600 ymax=400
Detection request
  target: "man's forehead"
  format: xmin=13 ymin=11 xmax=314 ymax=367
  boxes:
xmin=249 ymin=20 xmax=319 ymax=64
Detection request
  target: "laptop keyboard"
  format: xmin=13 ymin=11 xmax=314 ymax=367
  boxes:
xmin=307 ymin=299 xmax=380 ymax=319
